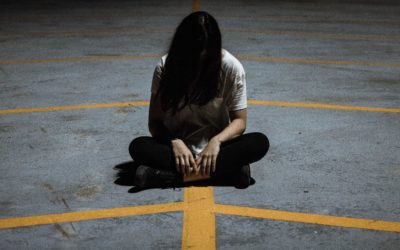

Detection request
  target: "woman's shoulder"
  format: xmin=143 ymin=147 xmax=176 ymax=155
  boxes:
xmin=154 ymin=54 xmax=168 ymax=73
xmin=157 ymin=54 xmax=168 ymax=68
xmin=221 ymin=49 xmax=245 ymax=75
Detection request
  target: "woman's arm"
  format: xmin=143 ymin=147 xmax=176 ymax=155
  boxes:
xmin=196 ymin=108 xmax=247 ymax=175
xmin=148 ymin=93 xmax=168 ymax=138
xmin=214 ymin=108 xmax=247 ymax=143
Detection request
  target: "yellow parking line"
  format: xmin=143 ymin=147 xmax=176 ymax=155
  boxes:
xmin=192 ymin=0 xmax=200 ymax=11
xmin=215 ymin=204 xmax=400 ymax=233
xmin=225 ymin=28 xmax=400 ymax=42
xmin=3 ymin=13 xmax=398 ymax=26
xmin=0 ymin=202 xmax=184 ymax=230
xmin=1 ymin=27 xmax=398 ymax=42
xmin=1 ymin=54 xmax=399 ymax=68
xmin=237 ymin=55 xmax=400 ymax=68
xmin=0 ymin=101 xmax=149 ymax=115
xmin=182 ymin=187 xmax=216 ymax=250
xmin=247 ymin=100 xmax=400 ymax=113
xmin=0 ymin=54 xmax=160 ymax=65
xmin=1 ymin=100 xmax=399 ymax=116
xmin=230 ymin=15 xmax=400 ymax=26
xmin=0 ymin=28 xmax=173 ymax=39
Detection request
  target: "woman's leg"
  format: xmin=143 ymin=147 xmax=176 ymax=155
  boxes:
xmin=129 ymin=136 xmax=176 ymax=171
xmin=129 ymin=137 xmax=184 ymax=187
xmin=129 ymin=132 xmax=269 ymax=172
xmin=214 ymin=132 xmax=269 ymax=175
xmin=129 ymin=133 xmax=269 ymax=186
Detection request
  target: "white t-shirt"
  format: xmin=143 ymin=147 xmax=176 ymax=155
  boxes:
xmin=151 ymin=48 xmax=247 ymax=155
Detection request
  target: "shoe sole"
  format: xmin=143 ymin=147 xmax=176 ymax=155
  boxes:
xmin=134 ymin=165 xmax=152 ymax=188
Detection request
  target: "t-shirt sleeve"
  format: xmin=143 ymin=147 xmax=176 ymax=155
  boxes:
xmin=228 ymin=66 xmax=247 ymax=111
xmin=151 ymin=58 xmax=164 ymax=94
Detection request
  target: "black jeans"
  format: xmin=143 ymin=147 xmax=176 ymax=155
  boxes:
xmin=129 ymin=132 xmax=269 ymax=176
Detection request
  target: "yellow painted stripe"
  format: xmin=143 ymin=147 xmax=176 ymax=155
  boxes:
xmin=214 ymin=204 xmax=400 ymax=233
xmin=224 ymin=28 xmax=400 ymax=42
xmin=1 ymin=54 xmax=399 ymax=68
xmin=3 ymin=13 xmax=398 ymax=26
xmin=230 ymin=15 xmax=400 ymax=26
xmin=0 ymin=101 xmax=150 ymax=115
xmin=0 ymin=13 xmax=185 ymax=22
xmin=0 ymin=28 xmax=173 ymax=39
xmin=182 ymin=187 xmax=216 ymax=250
xmin=247 ymin=100 xmax=400 ymax=113
xmin=1 ymin=100 xmax=399 ymax=116
xmin=0 ymin=54 xmax=160 ymax=65
xmin=1 ymin=27 xmax=398 ymax=42
xmin=237 ymin=55 xmax=400 ymax=68
xmin=192 ymin=0 xmax=200 ymax=11
xmin=0 ymin=202 xmax=184 ymax=230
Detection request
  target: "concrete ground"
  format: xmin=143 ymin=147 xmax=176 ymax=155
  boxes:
xmin=1 ymin=0 xmax=399 ymax=249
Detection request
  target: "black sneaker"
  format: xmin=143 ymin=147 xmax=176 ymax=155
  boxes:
xmin=235 ymin=164 xmax=251 ymax=189
xmin=134 ymin=165 xmax=181 ymax=188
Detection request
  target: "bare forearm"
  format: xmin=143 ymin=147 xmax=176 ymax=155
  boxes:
xmin=212 ymin=118 xmax=246 ymax=143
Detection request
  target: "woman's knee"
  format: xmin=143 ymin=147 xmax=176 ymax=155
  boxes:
xmin=129 ymin=136 xmax=153 ymax=160
xmin=248 ymin=132 xmax=269 ymax=160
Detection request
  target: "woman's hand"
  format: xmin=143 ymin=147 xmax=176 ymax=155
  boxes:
xmin=196 ymin=137 xmax=221 ymax=176
xmin=171 ymin=139 xmax=197 ymax=176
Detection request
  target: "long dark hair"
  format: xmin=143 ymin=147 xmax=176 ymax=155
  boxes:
xmin=156 ymin=11 xmax=222 ymax=114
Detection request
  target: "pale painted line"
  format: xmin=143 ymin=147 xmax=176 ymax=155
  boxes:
xmin=1 ymin=54 xmax=399 ymax=68
xmin=182 ymin=187 xmax=216 ymax=250
xmin=1 ymin=100 xmax=399 ymax=116
xmin=0 ymin=202 xmax=184 ymax=230
xmin=0 ymin=54 xmax=160 ymax=65
xmin=237 ymin=55 xmax=400 ymax=68
xmin=192 ymin=0 xmax=200 ymax=12
xmin=248 ymin=100 xmax=400 ymax=113
xmin=214 ymin=204 xmax=400 ymax=233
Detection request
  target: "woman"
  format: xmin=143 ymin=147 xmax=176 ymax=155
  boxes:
xmin=129 ymin=11 xmax=269 ymax=188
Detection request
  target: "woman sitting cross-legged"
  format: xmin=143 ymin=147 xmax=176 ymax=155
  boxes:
xmin=129 ymin=11 xmax=269 ymax=189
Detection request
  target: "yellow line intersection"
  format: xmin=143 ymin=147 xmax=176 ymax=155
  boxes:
xmin=1 ymin=187 xmax=400 ymax=250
